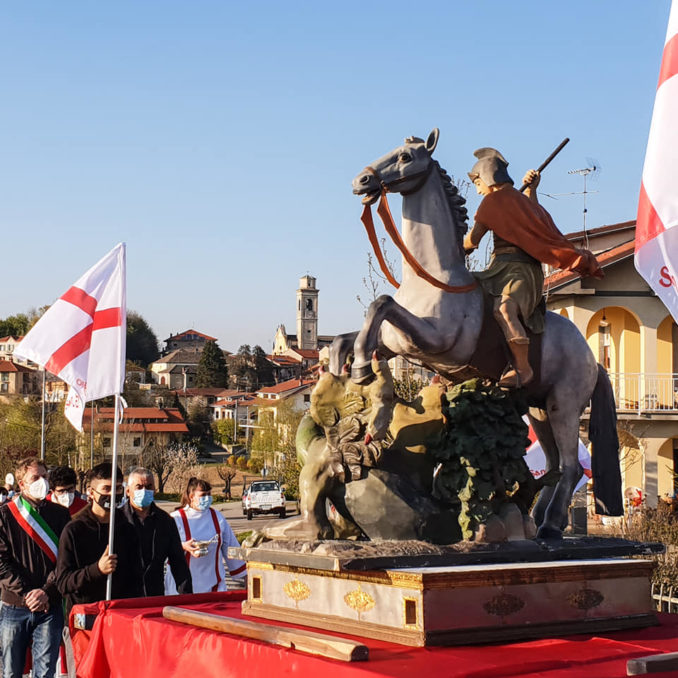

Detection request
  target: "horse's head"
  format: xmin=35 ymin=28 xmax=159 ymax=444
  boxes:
xmin=353 ymin=129 xmax=439 ymax=205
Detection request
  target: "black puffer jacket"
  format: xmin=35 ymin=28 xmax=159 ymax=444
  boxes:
xmin=0 ymin=496 xmax=70 ymax=607
xmin=56 ymin=505 xmax=143 ymax=613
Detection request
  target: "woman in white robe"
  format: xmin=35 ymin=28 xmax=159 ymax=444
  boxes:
xmin=165 ymin=477 xmax=246 ymax=594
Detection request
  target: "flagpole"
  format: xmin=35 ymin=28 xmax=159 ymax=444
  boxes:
xmin=90 ymin=400 xmax=95 ymax=469
xmin=40 ymin=369 xmax=46 ymax=462
xmin=106 ymin=392 xmax=122 ymax=601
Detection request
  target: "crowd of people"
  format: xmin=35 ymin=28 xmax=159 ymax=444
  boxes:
xmin=0 ymin=456 xmax=246 ymax=678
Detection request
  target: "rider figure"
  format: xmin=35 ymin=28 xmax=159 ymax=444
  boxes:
xmin=464 ymin=148 xmax=603 ymax=388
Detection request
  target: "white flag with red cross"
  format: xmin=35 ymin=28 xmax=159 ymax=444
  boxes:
xmin=635 ymin=1 xmax=678 ymax=320
xmin=14 ymin=243 xmax=126 ymax=431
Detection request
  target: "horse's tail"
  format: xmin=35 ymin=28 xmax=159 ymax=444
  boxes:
xmin=589 ymin=363 xmax=623 ymax=516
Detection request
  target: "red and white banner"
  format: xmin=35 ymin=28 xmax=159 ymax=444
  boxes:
xmin=14 ymin=243 xmax=126 ymax=430
xmin=523 ymin=418 xmax=592 ymax=493
xmin=635 ymin=1 xmax=678 ymax=321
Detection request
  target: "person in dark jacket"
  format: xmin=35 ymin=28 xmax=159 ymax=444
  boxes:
xmin=0 ymin=456 xmax=70 ymax=678
xmin=56 ymin=462 xmax=142 ymax=614
xmin=121 ymin=467 xmax=192 ymax=596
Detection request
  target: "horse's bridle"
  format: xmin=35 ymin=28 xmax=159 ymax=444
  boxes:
xmin=360 ymin=161 xmax=478 ymax=295
xmin=363 ymin=161 xmax=435 ymax=197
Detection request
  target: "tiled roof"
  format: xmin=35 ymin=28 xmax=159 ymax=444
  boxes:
xmin=216 ymin=389 xmax=251 ymax=398
xmin=165 ymin=329 xmax=217 ymax=343
xmin=256 ymin=378 xmax=315 ymax=396
xmin=153 ymin=349 xmax=201 ymax=365
xmin=564 ymin=220 xmax=636 ymax=244
xmin=0 ymin=360 xmax=34 ymax=373
xmin=290 ymin=349 xmax=319 ymax=360
xmin=82 ymin=407 xmax=188 ymax=433
xmin=213 ymin=395 xmax=255 ymax=407
xmin=544 ymin=240 xmax=635 ymax=292
xmin=0 ymin=335 xmax=24 ymax=343
xmin=267 ymin=354 xmax=301 ymax=366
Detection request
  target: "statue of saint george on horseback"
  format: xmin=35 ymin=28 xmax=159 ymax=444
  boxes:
xmin=464 ymin=148 xmax=603 ymax=388
xmin=257 ymin=129 xmax=623 ymax=546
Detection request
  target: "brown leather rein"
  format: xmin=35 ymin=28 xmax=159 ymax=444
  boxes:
xmin=360 ymin=165 xmax=478 ymax=294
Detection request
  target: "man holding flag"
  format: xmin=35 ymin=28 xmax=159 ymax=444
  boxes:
xmin=0 ymin=457 xmax=70 ymax=678
xmin=14 ymin=242 xmax=127 ymax=602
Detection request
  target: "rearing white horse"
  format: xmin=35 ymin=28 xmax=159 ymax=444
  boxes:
xmin=330 ymin=128 xmax=622 ymax=539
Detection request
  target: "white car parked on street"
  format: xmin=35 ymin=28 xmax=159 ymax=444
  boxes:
xmin=241 ymin=480 xmax=286 ymax=520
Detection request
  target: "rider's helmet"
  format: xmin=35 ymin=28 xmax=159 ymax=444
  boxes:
xmin=468 ymin=147 xmax=513 ymax=187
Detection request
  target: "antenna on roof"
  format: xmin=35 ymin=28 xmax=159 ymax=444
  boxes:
xmin=541 ymin=158 xmax=601 ymax=249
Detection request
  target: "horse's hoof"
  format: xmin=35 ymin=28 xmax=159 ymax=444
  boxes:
xmin=536 ymin=524 xmax=563 ymax=540
xmin=351 ymin=362 xmax=375 ymax=384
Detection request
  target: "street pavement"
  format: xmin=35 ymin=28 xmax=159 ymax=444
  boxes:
xmin=154 ymin=498 xmax=298 ymax=536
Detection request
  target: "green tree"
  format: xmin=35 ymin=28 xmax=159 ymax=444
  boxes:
xmin=196 ymin=340 xmax=228 ymax=388
xmin=230 ymin=345 xmax=255 ymax=390
xmin=252 ymin=345 xmax=275 ymax=388
xmin=0 ymin=398 xmax=76 ymax=469
xmin=126 ymin=311 xmax=160 ymax=366
xmin=212 ymin=418 xmax=235 ymax=446
xmin=186 ymin=401 xmax=213 ymax=442
xmin=251 ymin=400 xmax=304 ymax=490
xmin=0 ymin=314 xmax=31 ymax=337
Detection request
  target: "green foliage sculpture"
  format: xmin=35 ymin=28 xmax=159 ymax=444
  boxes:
xmin=429 ymin=379 xmax=533 ymax=539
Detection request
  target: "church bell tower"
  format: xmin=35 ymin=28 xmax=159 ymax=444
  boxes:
xmin=297 ymin=275 xmax=318 ymax=350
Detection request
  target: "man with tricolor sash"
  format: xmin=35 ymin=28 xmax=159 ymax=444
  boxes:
xmin=0 ymin=457 xmax=70 ymax=678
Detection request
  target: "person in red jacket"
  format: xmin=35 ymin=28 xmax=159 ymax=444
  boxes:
xmin=46 ymin=466 xmax=88 ymax=517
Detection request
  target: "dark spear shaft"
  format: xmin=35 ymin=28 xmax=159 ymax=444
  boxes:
xmin=518 ymin=137 xmax=570 ymax=193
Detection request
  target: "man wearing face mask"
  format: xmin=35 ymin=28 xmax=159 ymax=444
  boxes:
xmin=46 ymin=466 xmax=88 ymax=517
xmin=0 ymin=457 xmax=70 ymax=678
xmin=120 ymin=467 xmax=192 ymax=596
xmin=55 ymin=462 xmax=142 ymax=614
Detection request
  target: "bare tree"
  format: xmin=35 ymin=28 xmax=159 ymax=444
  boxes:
xmin=141 ymin=441 xmax=199 ymax=494
xmin=356 ymin=243 xmax=397 ymax=315
xmin=216 ymin=463 xmax=237 ymax=500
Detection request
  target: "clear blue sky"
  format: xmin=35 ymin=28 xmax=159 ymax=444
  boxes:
xmin=0 ymin=1 xmax=671 ymax=352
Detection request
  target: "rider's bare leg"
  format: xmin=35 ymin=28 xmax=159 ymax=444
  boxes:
xmin=493 ymin=296 xmax=534 ymax=388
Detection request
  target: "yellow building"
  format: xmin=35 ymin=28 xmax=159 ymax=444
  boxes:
xmin=546 ymin=221 xmax=677 ymax=507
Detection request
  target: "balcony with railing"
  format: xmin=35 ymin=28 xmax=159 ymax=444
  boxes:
xmin=608 ymin=373 xmax=678 ymax=414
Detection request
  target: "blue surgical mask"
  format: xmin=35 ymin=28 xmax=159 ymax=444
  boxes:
xmin=133 ymin=489 xmax=154 ymax=508
xmin=196 ymin=495 xmax=213 ymax=512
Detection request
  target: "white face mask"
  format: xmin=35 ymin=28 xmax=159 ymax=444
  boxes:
xmin=27 ymin=477 xmax=49 ymax=501
xmin=54 ymin=492 xmax=75 ymax=508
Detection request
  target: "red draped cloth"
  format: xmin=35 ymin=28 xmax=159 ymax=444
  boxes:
xmin=475 ymin=187 xmax=603 ymax=278
xmin=70 ymin=593 xmax=678 ymax=678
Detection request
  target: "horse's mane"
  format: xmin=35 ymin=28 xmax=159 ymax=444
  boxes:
xmin=433 ymin=160 xmax=469 ymax=242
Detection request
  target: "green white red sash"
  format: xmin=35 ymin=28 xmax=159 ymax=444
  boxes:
xmin=7 ymin=496 xmax=59 ymax=564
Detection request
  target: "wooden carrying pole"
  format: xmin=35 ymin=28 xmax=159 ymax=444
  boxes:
xmin=162 ymin=606 xmax=369 ymax=662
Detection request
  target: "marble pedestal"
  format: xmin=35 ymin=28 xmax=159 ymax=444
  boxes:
xmin=240 ymin=558 xmax=656 ymax=646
